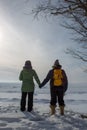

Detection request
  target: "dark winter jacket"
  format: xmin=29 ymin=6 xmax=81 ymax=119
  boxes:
xmin=40 ymin=67 xmax=68 ymax=93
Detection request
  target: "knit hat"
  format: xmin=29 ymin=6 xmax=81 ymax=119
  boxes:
xmin=24 ymin=60 xmax=32 ymax=69
xmin=53 ymin=59 xmax=62 ymax=68
xmin=25 ymin=60 xmax=31 ymax=66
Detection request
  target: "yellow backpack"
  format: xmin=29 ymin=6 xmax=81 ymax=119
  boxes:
xmin=53 ymin=69 xmax=63 ymax=86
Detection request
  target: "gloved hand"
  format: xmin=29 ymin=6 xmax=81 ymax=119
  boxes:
xmin=39 ymin=84 xmax=42 ymax=88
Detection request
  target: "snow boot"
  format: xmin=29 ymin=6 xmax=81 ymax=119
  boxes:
xmin=50 ymin=105 xmax=56 ymax=115
xmin=59 ymin=106 xmax=64 ymax=115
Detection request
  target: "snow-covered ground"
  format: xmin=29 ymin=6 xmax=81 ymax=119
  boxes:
xmin=0 ymin=82 xmax=87 ymax=130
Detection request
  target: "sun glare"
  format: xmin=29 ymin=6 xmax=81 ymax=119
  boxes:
xmin=0 ymin=31 xmax=4 ymax=48
xmin=0 ymin=31 xmax=3 ymax=41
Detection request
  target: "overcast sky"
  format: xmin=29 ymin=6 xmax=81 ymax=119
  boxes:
xmin=0 ymin=0 xmax=87 ymax=86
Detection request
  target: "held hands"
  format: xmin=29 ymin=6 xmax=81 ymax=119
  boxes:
xmin=39 ymin=84 xmax=42 ymax=88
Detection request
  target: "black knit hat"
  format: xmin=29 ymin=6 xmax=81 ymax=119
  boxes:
xmin=24 ymin=60 xmax=32 ymax=69
xmin=53 ymin=59 xmax=62 ymax=68
xmin=25 ymin=60 xmax=31 ymax=66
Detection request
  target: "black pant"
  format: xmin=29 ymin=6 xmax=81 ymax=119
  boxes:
xmin=20 ymin=92 xmax=34 ymax=112
xmin=50 ymin=86 xmax=64 ymax=106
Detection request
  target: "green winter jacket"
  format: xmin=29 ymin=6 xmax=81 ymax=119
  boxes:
xmin=19 ymin=68 xmax=40 ymax=92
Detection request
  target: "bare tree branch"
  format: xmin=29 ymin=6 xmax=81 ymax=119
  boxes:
xmin=32 ymin=0 xmax=87 ymax=63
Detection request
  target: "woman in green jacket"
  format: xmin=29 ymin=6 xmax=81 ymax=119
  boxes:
xmin=19 ymin=60 xmax=40 ymax=112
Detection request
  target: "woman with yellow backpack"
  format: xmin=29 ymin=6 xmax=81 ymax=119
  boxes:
xmin=39 ymin=59 xmax=68 ymax=115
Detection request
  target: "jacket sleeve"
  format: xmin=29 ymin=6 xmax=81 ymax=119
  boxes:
xmin=19 ymin=71 xmax=23 ymax=81
xmin=62 ymin=69 xmax=68 ymax=92
xmin=33 ymin=70 xmax=41 ymax=85
xmin=40 ymin=70 xmax=52 ymax=88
